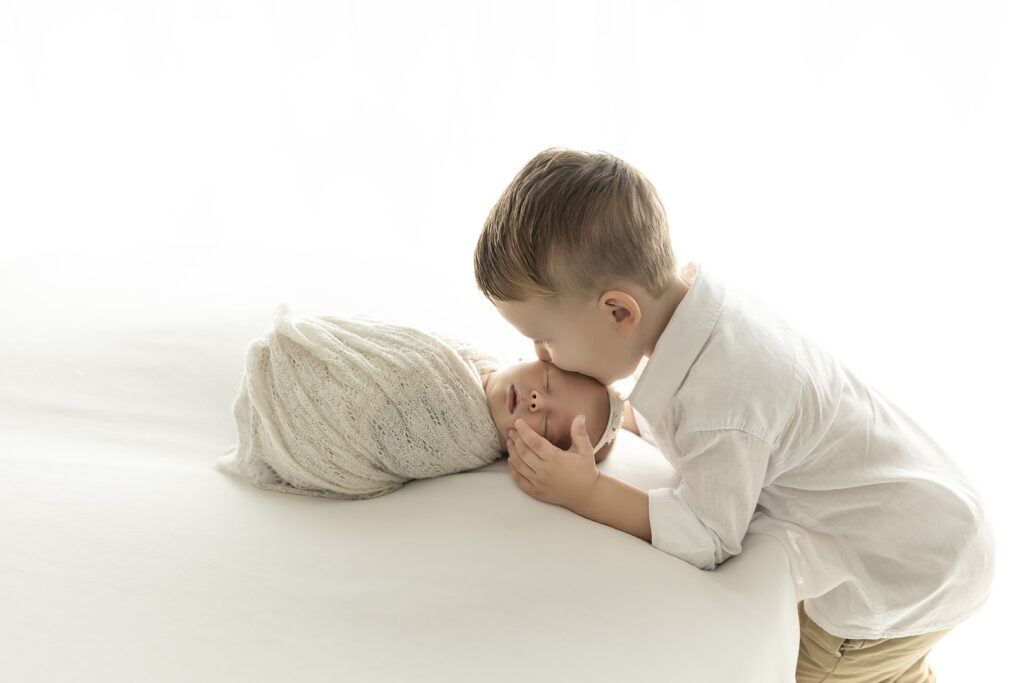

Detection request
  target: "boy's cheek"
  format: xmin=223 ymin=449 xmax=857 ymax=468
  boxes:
xmin=548 ymin=356 xmax=582 ymax=377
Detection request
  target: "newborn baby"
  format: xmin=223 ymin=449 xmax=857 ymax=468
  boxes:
xmin=217 ymin=306 xmax=624 ymax=500
xmin=480 ymin=360 xmax=618 ymax=458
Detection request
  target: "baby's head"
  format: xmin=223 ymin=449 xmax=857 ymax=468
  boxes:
xmin=482 ymin=359 xmax=622 ymax=453
xmin=474 ymin=148 xmax=679 ymax=385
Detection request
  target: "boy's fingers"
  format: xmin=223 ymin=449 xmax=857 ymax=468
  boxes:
xmin=507 ymin=459 xmax=524 ymax=485
xmin=512 ymin=436 xmax=545 ymax=473
xmin=508 ymin=458 xmax=536 ymax=491
xmin=508 ymin=457 xmax=529 ymax=483
xmin=569 ymin=414 xmax=593 ymax=456
xmin=507 ymin=439 xmax=532 ymax=474
xmin=509 ymin=441 xmax=538 ymax=476
xmin=513 ymin=419 xmax=555 ymax=457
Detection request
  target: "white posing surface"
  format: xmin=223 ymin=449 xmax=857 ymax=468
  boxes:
xmin=0 ymin=251 xmax=797 ymax=683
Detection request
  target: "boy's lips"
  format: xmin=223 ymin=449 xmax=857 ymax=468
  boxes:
xmin=507 ymin=384 xmax=518 ymax=414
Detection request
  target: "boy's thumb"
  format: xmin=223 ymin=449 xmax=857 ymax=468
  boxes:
xmin=571 ymin=414 xmax=592 ymax=454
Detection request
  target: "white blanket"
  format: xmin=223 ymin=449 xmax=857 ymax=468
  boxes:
xmin=0 ymin=251 xmax=801 ymax=682
xmin=216 ymin=305 xmax=505 ymax=499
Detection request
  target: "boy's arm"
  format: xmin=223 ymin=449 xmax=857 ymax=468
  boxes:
xmin=573 ymin=472 xmax=652 ymax=543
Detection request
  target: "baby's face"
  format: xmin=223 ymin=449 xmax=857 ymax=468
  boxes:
xmin=484 ymin=360 xmax=609 ymax=451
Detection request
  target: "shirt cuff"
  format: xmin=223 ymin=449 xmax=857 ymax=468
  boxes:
xmin=648 ymin=486 xmax=719 ymax=570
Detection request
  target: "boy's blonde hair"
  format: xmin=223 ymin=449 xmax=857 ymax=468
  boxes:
xmin=474 ymin=148 xmax=678 ymax=302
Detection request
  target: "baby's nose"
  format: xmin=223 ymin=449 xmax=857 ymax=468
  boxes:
xmin=528 ymin=389 xmax=547 ymax=412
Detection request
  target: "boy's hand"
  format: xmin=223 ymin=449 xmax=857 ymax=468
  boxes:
xmin=506 ymin=415 xmax=599 ymax=512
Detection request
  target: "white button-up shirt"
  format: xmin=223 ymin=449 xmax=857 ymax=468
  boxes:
xmin=628 ymin=264 xmax=995 ymax=639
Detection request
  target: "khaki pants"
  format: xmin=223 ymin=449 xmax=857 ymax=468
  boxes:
xmin=796 ymin=602 xmax=953 ymax=683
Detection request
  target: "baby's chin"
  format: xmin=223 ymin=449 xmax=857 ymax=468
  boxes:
xmin=488 ymin=411 xmax=509 ymax=442
xmin=485 ymin=395 xmax=511 ymax=443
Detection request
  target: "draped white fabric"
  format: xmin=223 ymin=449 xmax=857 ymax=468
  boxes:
xmin=0 ymin=274 xmax=798 ymax=681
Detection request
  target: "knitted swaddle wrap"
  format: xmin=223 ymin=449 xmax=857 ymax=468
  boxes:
xmin=216 ymin=304 xmax=505 ymax=499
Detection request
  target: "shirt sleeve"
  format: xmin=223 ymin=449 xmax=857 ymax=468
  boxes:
xmin=630 ymin=405 xmax=661 ymax=446
xmin=648 ymin=427 xmax=772 ymax=570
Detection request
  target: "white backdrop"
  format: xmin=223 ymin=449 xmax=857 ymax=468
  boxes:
xmin=2 ymin=1 xmax=1021 ymax=680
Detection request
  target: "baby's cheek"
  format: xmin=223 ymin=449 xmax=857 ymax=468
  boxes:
xmin=528 ymin=415 xmax=547 ymax=437
xmin=490 ymin=411 xmax=510 ymax=440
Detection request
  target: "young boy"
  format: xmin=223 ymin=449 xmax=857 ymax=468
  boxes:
xmin=473 ymin=148 xmax=994 ymax=682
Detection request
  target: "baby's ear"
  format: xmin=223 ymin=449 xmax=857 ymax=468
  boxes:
xmin=599 ymin=290 xmax=641 ymax=338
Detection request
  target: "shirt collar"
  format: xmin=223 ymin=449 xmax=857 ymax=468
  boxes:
xmin=627 ymin=263 xmax=727 ymax=423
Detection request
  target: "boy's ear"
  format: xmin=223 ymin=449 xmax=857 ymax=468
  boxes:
xmin=598 ymin=290 xmax=641 ymax=338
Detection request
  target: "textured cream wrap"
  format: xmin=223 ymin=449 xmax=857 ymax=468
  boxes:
xmin=216 ymin=304 xmax=506 ymax=499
